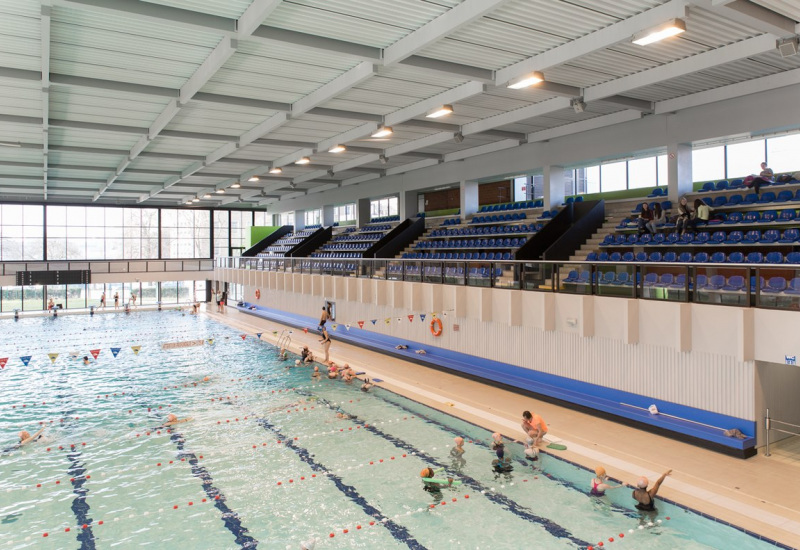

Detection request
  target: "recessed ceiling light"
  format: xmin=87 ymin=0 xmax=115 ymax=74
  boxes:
xmin=632 ymin=18 xmax=686 ymax=46
xmin=230 ymin=182 xmax=241 ymax=188
xmin=371 ymin=126 xmax=393 ymax=138
xmin=216 ymin=188 xmax=225 ymax=194
xmin=507 ymin=71 xmax=545 ymax=89
xmin=426 ymin=105 xmax=453 ymax=118
xmin=269 ymin=167 xmax=283 ymax=174
xmin=248 ymin=176 xmax=259 ymax=182
xmin=203 ymin=193 xmax=212 ymax=198
xmin=328 ymin=145 xmax=346 ymax=153
xmin=191 ymin=198 xmax=200 ymax=203
xmin=295 ymin=157 xmax=311 ymax=165
xmin=185 ymin=201 xmax=193 ymax=205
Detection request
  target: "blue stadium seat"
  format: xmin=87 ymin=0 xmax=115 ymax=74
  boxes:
xmin=785 ymin=278 xmax=800 ymax=295
xmin=649 ymin=234 xmax=665 ymax=245
xmin=665 ymin=233 xmax=680 ymax=245
xmin=563 ymin=270 xmax=579 ymax=283
xmin=724 ymin=212 xmax=743 ymax=225
xmin=635 ymin=252 xmax=648 ymax=262
xmin=639 ymin=234 xmax=652 ymax=245
xmin=729 ymin=178 xmax=744 ymax=189
xmin=762 ymin=210 xmax=778 ymax=222
xmin=710 ymin=251 xmax=726 ymax=263
xmin=655 ymin=273 xmax=674 ymax=288
xmin=647 ymin=187 xmax=665 ymax=198
xmin=787 ymin=252 xmax=800 ymax=264
xmin=780 ymin=229 xmax=800 ymax=243
xmin=744 ymin=230 xmax=761 ymax=243
xmin=707 ymin=275 xmax=726 ymax=290
xmin=775 ymin=190 xmax=794 ymax=202
xmin=758 ymin=192 xmax=776 ymax=204
xmin=715 ymin=180 xmax=729 ymax=191
xmin=699 ymin=182 xmax=715 ymax=192
xmin=693 ymin=252 xmax=708 ymax=263
xmin=600 ymin=235 xmax=616 ymax=246
xmin=762 ymin=277 xmax=787 ymax=294
xmin=643 ymin=273 xmax=658 ymax=286
xmin=765 ymin=251 xmax=783 ymax=264
xmin=746 ymin=252 xmax=763 ymax=263
xmin=761 ymin=229 xmax=780 ymax=243
xmin=622 ymin=252 xmax=635 ymax=262
xmin=600 ymin=271 xmax=616 ymax=285
xmin=722 ymin=276 xmax=745 ymax=292
xmin=712 ymin=196 xmax=728 ymax=208
xmin=728 ymin=252 xmax=745 ymax=263
xmin=586 ymin=252 xmax=598 ymax=261
xmin=669 ymin=274 xmax=687 ymax=289
xmin=727 ymin=194 xmax=743 ymax=206
xmin=609 ymin=252 xmax=622 ymax=262
xmin=779 ymin=209 xmax=796 ymax=222
xmin=612 ymin=272 xmax=630 ymax=285
xmin=598 ymin=252 xmax=609 ymax=262
xmin=695 ymin=232 xmax=710 ymax=244
xmin=709 ymin=231 xmax=726 ymax=244
xmin=742 ymin=193 xmax=759 ymax=205
xmin=648 ymin=252 xmax=662 ymax=262
xmin=743 ymin=211 xmax=761 ymax=223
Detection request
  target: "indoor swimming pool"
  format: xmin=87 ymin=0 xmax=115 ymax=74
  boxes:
xmin=0 ymin=312 xmax=790 ymax=549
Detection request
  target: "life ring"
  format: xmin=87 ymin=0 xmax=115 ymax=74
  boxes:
xmin=430 ymin=318 xmax=443 ymax=337
xmin=255 ymin=289 xmax=261 ymax=299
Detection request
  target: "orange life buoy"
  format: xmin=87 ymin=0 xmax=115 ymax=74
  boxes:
xmin=430 ymin=318 xmax=443 ymax=337
xmin=255 ymin=289 xmax=261 ymax=299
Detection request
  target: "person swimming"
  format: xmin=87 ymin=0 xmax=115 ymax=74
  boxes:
xmin=83 ymin=356 xmax=91 ymax=365
xmin=279 ymin=348 xmax=288 ymax=360
xmin=523 ymin=437 xmax=539 ymax=461
xmin=342 ymin=365 xmax=354 ymax=383
xmin=490 ymin=432 xmax=504 ymax=452
xmin=327 ymin=363 xmax=339 ymax=379
xmin=163 ymin=413 xmax=191 ymax=427
xmin=450 ymin=436 xmax=465 ymax=457
xmin=632 ymin=469 xmax=671 ymax=511
xmin=590 ymin=466 xmax=621 ymax=496
xmin=491 ymin=448 xmax=514 ymax=473
xmin=3 ymin=428 xmax=45 ymax=454
xmin=311 ymin=365 xmax=321 ymax=379
xmin=420 ymin=467 xmax=455 ymax=494
xmin=360 ymin=377 xmax=373 ymax=392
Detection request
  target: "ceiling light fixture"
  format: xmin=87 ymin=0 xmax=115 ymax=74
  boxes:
xmin=230 ymin=182 xmax=241 ymax=188
xmin=248 ymin=176 xmax=259 ymax=182
xmin=295 ymin=157 xmax=311 ymax=165
xmin=0 ymin=141 xmax=22 ymax=148
xmin=632 ymin=18 xmax=686 ymax=46
xmin=269 ymin=167 xmax=283 ymax=174
xmin=203 ymin=193 xmax=212 ymax=198
xmin=426 ymin=104 xmax=453 ymax=118
xmin=328 ymin=144 xmax=347 ymax=153
xmin=216 ymin=188 xmax=225 ymax=194
xmin=191 ymin=198 xmax=200 ymax=203
xmin=371 ymin=126 xmax=393 ymax=138
xmin=507 ymin=71 xmax=544 ymax=89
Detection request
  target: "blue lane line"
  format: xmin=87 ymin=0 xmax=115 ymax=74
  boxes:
xmin=169 ymin=432 xmax=258 ymax=549
xmin=307 ymin=394 xmax=592 ymax=548
xmin=254 ymin=418 xmax=429 ymax=550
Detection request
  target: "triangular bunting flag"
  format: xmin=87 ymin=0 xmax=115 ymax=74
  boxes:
xmin=89 ymin=349 xmax=101 ymax=359
xmin=357 ymin=321 xmax=365 ymax=329
xmin=20 ymin=356 xmax=32 ymax=367
xmin=0 ymin=358 xmax=7 ymax=369
xmin=384 ymin=318 xmax=390 ymax=325
xmin=240 ymin=334 xmax=247 ymax=340
xmin=110 ymin=347 xmax=121 ymax=358
xmin=47 ymin=353 xmax=59 ymax=364
xmin=206 ymin=338 xmax=215 ymax=346
xmin=396 ymin=317 xmax=401 ymax=323
xmin=331 ymin=324 xmax=338 ymax=331
xmin=131 ymin=345 xmax=142 ymax=355
xmin=420 ymin=313 xmax=426 ymax=322
xmin=432 ymin=313 xmax=438 ymax=319
xmin=303 ymin=328 xmax=308 ymax=334
xmin=256 ymin=333 xmax=262 ymax=339
xmin=371 ymin=319 xmax=377 ymax=325
xmin=345 ymin=324 xmax=351 ymax=331
xmin=407 ymin=314 xmax=414 ymax=322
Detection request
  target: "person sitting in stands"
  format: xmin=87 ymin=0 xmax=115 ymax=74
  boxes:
xmin=637 ymin=202 xmax=653 ymax=235
xmin=686 ymin=199 xmax=711 ymax=233
xmin=646 ymin=203 xmax=665 ymax=235
xmin=759 ymin=161 xmax=774 ymax=180
xmin=674 ymin=197 xmax=692 ymax=235
xmin=632 ymin=469 xmax=671 ymax=512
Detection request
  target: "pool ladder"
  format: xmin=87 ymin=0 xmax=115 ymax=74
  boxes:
xmin=277 ymin=329 xmax=292 ymax=352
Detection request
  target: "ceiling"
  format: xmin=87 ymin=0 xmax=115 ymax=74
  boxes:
xmin=0 ymin=0 xmax=798 ymax=209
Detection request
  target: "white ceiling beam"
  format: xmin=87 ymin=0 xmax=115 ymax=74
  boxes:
xmin=239 ymin=112 xmax=288 ymax=148
xmin=340 ymin=173 xmax=380 ymax=188
xmin=461 ymin=97 xmax=571 ymax=136
xmin=700 ymin=0 xmax=797 ymax=37
xmin=41 ymin=3 xmax=51 ymax=200
xmin=384 ymin=81 xmax=485 ymax=127
xmin=292 ymin=169 xmax=330 ymax=185
xmin=583 ymin=34 xmax=776 ymax=102
xmin=526 ymin=110 xmax=643 ymax=143
xmin=236 ymin=0 xmax=283 ymax=38
xmin=385 ymin=158 xmax=439 ymax=176
xmin=179 ymin=37 xmax=237 ymax=104
xmin=444 ymin=139 xmax=519 ymax=162
xmin=655 ymin=66 xmax=800 ymax=114
xmin=316 ymin=122 xmax=381 ymax=154
xmin=292 ymin=62 xmax=376 ymax=116
xmin=333 ymin=153 xmax=382 ymax=174
xmin=382 ymin=0 xmax=510 ymax=66
xmin=386 ymin=132 xmax=454 ymax=158
xmin=494 ymin=0 xmax=689 ymax=86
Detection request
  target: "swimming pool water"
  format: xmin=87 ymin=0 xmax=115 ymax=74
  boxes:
xmin=0 ymin=312 xmax=790 ymax=549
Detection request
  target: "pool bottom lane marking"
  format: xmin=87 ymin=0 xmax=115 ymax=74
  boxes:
xmin=66 ymin=449 xmax=96 ymax=550
xmin=255 ymin=418 xmax=430 ymax=550
xmin=167 ymin=431 xmax=259 ymax=549
xmin=308 ymin=394 xmax=593 ymax=548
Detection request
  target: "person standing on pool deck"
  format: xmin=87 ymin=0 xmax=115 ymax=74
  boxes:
xmin=318 ymin=305 xmax=329 ymax=330
xmin=100 ymin=291 xmax=106 ymax=309
xmin=319 ymin=327 xmax=332 ymax=363
xmin=220 ymin=289 xmax=227 ymax=313
xmin=130 ymin=293 xmax=137 ymax=308
xmin=114 ymin=291 xmax=119 ymax=309
xmin=521 ymin=410 xmax=548 ymax=446
xmin=632 ymin=469 xmax=671 ymax=511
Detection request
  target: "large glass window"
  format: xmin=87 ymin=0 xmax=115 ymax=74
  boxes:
xmin=656 ymin=155 xmax=668 ymax=187
xmin=230 ymin=210 xmax=253 ymax=256
xmin=767 ymin=133 xmax=800 ymax=173
xmin=726 ymin=139 xmax=765 ymax=179
xmin=333 ymin=204 xmax=356 ymax=224
xmin=628 ymin=157 xmax=657 ymax=189
xmin=277 ymin=211 xmax=294 ymax=226
xmin=584 ymin=166 xmax=600 ymax=194
xmin=370 ymin=196 xmax=398 ymax=218
xmin=0 ymin=205 xmax=43 ymax=261
xmin=213 ymin=210 xmax=229 ymax=258
xmin=600 ymin=162 xmax=627 ymax=192
xmin=305 ymin=209 xmax=322 ymax=226
xmin=254 ymin=211 xmax=270 ymax=226
xmin=692 ymin=146 xmax=725 ymax=182
xmin=161 ymin=209 xmax=210 ymax=259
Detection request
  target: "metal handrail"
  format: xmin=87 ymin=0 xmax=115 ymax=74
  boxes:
xmin=0 ymin=259 xmax=214 ymax=276
xmin=764 ymin=408 xmax=800 ymax=457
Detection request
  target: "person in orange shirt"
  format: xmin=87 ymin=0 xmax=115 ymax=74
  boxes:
xmin=521 ymin=410 xmax=548 ymax=447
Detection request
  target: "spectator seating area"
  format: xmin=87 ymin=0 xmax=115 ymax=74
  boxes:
xmin=370 ymin=215 xmax=400 ymax=223
xmin=311 ymin=222 xmax=397 ymax=259
xmin=478 ymin=199 xmax=542 ymax=212
xmin=256 ymin=228 xmax=318 ymax=257
xmin=696 ymin=174 xmax=799 ymax=193
xmin=588 ymin=250 xmax=800 ymax=264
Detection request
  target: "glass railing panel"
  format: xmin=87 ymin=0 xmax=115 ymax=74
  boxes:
xmin=423 ymin=261 xmax=443 ymax=284
xmin=693 ymin=265 xmax=751 ymax=306
xmin=521 ymin=262 xmax=555 ymax=292
xmin=639 ymin=264 xmax=688 ymax=301
xmin=466 ymin=261 xmax=492 ymax=287
xmin=492 ymin=262 xmax=520 ymax=289
xmin=404 ymin=261 xmax=422 ymax=282
xmin=386 ymin=260 xmax=403 ymax=281
xmin=443 ymin=262 xmax=466 ymax=285
xmin=756 ymin=267 xmax=800 ymax=310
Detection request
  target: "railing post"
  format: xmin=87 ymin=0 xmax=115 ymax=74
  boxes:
xmin=765 ymin=408 xmax=771 ymax=457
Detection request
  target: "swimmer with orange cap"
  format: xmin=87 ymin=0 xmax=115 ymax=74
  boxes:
xmin=420 ymin=467 xmax=455 ymax=493
xmin=19 ymin=428 xmax=45 ymax=446
xmin=632 ymin=469 xmax=671 ymax=511
xmin=590 ymin=466 xmax=621 ymax=496
xmin=164 ymin=413 xmax=192 ymax=427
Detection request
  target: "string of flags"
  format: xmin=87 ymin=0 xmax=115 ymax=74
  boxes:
xmin=0 ymin=345 xmax=149 ymax=369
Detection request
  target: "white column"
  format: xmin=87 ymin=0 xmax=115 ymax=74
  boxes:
xmin=357 ymin=197 xmax=371 ymax=226
xmin=322 ymin=204 xmax=334 ymax=226
xmin=460 ymin=179 xmax=479 ymax=218
xmin=398 ymin=189 xmax=418 ymax=219
xmin=543 ymin=165 xmax=565 ymax=210
xmin=294 ymin=209 xmax=306 ymax=230
xmin=668 ymin=142 xmax=693 ymax=202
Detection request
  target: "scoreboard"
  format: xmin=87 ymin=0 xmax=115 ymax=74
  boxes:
xmin=15 ymin=270 xmax=92 ymax=286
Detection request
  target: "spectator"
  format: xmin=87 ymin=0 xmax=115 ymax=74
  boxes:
xmin=637 ymin=203 xmax=653 ymax=235
xmin=646 ymin=203 xmax=665 ymax=234
xmin=674 ymin=197 xmax=692 ymax=235
xmin=759 ymin=162 xmax=774 ymax=180
xmin=686 ymin=198 xmax=711 ymax=233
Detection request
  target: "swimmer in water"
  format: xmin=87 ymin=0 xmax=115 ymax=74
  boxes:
xmin=19 ymin=428 xmax=45 ymax=446
xmin=590 ymin=466 xmax=621 ymax=496
xmin=420 ymin=467 xmax=454 ymax=491
xmin=279 ymin=348 xmax=288 ymax=360
xmin=491 ymin=448 xmax=513 ymax=473
xmin=632 ymin=469 xmax=671 ymax=512
xmin=450 ymin=436 xmax=465 ymax=458
xmin=327 ymin=363 xmax=339 ymax=379
xmin=164 ymin=413 xmax=191 ymax=427
xmin=490 ymin=432 xmax=504 ymax=452
xmin=360 ymin=377 xmax=373 ymax=392
xmin=311 ymin=365 xmax=321 ymax=379
xmin=342 ymin=365 xmax=354 ymax=383
xmin=523 ymin=437 xmax=539 ymax=461
xmin=83 ymin=356 xmax=91 ymax=365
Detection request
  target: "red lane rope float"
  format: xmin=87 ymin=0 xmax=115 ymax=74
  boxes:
xmin=585 ymin=517 xmax=671 ymax=550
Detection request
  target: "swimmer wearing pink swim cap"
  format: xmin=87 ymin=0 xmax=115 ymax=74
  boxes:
xmin=632 ymin=469 xmax=671 ymax=511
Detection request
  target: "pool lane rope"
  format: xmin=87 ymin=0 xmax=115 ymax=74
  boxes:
xmin=585 ymin=517 xmax=671 ymax=549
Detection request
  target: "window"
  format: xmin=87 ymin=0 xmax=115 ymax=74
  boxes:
xmin=692 ymin=146 xmax=725 ymax=182
xmin=305 ymin=209 xmax=322 ymax=227
xmin=627 ymin=157 xmax=657 ymax=189
xmin=254 ymin=211 xmax=270 ymax=226
xmin=333 ymin=204 xmax=356 ymax=224
xmin=656 ymin=155 xmax=668 ymax=187
xmin=370 ymin=196 xmax=398 ymax=219
xmin=0 ymin=204 xmax=43 ymax=261
xmin=600 ymin=161 xmax=627 ymax=192
xmin=726 ymin=139 xmax=765 ymax=179
xmin=161 ymin=209 xmax=210 ymax=259
xmin=277 ymin=211 xmax=294 ymax=226
xmin=213 ymin=210 xmax=229 ymax=258
xmin=230 ymin=210 xmax=254 ymax=255
xmin=767 ymin=133 xmax=800 ymax=173
xmin=584 ymin=166 xmax=600 ymax=194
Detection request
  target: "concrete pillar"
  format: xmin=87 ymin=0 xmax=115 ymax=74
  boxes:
xmin=459 ymin=179 xmax=479 ymax=218
xmin=668 ymin=142 xmax=693 ymax=202
xmin=322 ymin=204 xmax=334 ymax=227
xmin=399 ymin=189 xmax=418 ymax=220
xmin=294 ymin=209 xmax=305 ymax=230
xmin=357 ymin=197 xmax=371 ymax=226
xmin=543 ymin=165 xmax=565 ymax=210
